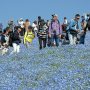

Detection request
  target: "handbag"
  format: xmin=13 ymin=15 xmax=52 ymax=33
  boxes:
xmin=70 ymin=29 xmax=78 ymax=36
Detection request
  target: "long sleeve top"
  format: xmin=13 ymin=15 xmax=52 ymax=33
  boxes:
xmin=49 ymin=20 xmax=62 ymax=35
xmin=69 ymin=19 xmax=79 ymax=31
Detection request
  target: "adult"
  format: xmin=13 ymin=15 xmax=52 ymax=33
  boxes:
xmin=37 ymin=19 xmax=48 ymax=49
xmin=10 ymin=26 xmax=21 ymax=54
xmin=49 ymin=14 xmax=62 ymax=47
xmin=0 ymin=23 xmax=3 ymax=34
xmin=32 ymin=20 xmax=38 ymax=34
xmin=8 ymin=19 xmax=15 ymax=32
xmin=24 ymin=19 xmax=30 ymax=32
xmin=18 ymin=18 xmax=25 ymax=36
xmin=68 ymin=14 xmax=80 ymax=45
xmin=80 ymin=16 xmax=87 ymax=44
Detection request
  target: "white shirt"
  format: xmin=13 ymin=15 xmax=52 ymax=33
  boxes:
xmin=18 ymin=21 xmax=24 ymax=28
xmin=63 ymin=19 xmax=68 ymax=24
xmin=32 ymin=23 xmax=38 ymax=31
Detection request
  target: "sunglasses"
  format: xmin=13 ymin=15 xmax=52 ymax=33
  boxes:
xmin=77 ymin=18 xmax=80 ymax=19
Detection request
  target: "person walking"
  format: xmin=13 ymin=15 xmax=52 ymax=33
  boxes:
xmin=24 ymin=26 xmax=35 ymax=48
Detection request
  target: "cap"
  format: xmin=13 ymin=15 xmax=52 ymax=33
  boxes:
xmin=53 ymin=14 xmax=58 ymax=17
xmin=20 ymin=18 xmax=23 ymax=21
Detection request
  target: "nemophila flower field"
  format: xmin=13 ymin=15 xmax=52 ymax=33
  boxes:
xmin=0 ymin=32 xmax=90 ymax=90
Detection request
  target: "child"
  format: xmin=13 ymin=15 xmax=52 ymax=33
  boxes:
xmin=24 ymin=26 xmax=35 ymax=48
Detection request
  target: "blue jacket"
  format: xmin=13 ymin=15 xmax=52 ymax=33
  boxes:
xmin=69 ymin=19 xmax=79 ymax=31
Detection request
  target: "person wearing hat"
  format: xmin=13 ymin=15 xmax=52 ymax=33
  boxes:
xmin=18 ymin=18 xmax=25 ymax=36
xmin=49 ymin=14 xmax=62 ymax=47
xmin=8 ymin=19 xmax=15 ymax=32
xmin=68 ymin=14 xmax=80 ymax=45
xmin=24 ymin=25 xmax=35 ymax=48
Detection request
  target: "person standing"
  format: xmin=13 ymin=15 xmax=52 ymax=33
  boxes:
xmin=24 ymin=19 xmax=30 ymax=32
xmin=80 ymin=16 xmax=87 ymax=44
xmin=62 ymin=17 xmax=69 ymax=40
xmin=10 ymin=26 xmax=21 ymax=54
xmin=32 ymin=20 xmax=38 ymax=36
xmin=37 ymin=19 xmax=48 ymax=49
xmin=8 ymin=19 xmax=15 ymax=32
xmin=0 ymin=23 xmax=3 ymax=34
xmin=62 ymin=17 xmax=68 ymax=32
xmin=49 ymin=14 xmax=62 ymax=47
xmin=86 ymin=16 xmax=90 ymax=31
xmin=18 ymin=18 xmax=25 ymax=36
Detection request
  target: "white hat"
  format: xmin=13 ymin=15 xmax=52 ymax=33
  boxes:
xmin=53 ymin=14 xmax=58 ymax=17
xmin=20 ymin=18 xmax=23 ymax=21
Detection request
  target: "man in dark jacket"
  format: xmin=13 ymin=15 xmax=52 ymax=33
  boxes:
xmin=10 ymin=26 xmax=21 ymax=54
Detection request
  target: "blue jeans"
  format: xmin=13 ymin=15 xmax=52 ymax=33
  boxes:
xmin=51 ymin=34 xmax=59 ymax=47
xmin=80 ymin=33 xmax=86 ymax=44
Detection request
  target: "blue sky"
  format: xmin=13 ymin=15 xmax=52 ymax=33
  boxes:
xmin=0 ymin=0 xmax=90 ymax=27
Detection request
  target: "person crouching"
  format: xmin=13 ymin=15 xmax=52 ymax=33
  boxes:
xmin=0 ymin=29 xmax=9 ymax=55
xmin=24 ymin=26 xmax=35 ymax=48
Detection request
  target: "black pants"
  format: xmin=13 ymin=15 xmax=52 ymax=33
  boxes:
xmin=80 ymin=33 xmax=86 ymax=44
xmin=47 ymin=36 xmax=52 ymax=47
xmin=65 ymin=31 xmax=69 ymax=40
xmin=38 ymin=38 xmax=47 ymax=50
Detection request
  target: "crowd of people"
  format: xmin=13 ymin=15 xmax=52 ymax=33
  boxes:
xmin=0 ymin=13 xmax=90 ymax=55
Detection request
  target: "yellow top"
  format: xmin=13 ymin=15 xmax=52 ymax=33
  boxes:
xmin=24 ymin=31 xmax=35 ymax=44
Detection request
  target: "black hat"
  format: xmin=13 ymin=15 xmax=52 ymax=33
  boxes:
xmin=52 ymin=14 xmax=58 ymax=17
xmin=38 ymin=16 xmax=41 ymax=19
xmin=14 ymin=26 xmax=21 ymax=30
xmin=75 ymin=14 xmax=80 ymax=17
